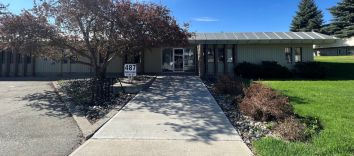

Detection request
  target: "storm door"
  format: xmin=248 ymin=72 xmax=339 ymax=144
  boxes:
xmin=173 ymin=49 xmax=184 ymax=72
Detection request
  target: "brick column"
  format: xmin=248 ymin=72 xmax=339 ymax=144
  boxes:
xmin=22 ymin=54 xmax=27 ymax=77
xmin=122 ymin=54 xmax=126 ymax=75
xmin=224 ymin=44 xmax=227 ymax=76
xmin=140 ymin=52 xmax=144 ymax=74
xmin=5 ymin=52 xmax=11 ymax=77
xmin=14 ymin=51 xmax=19 ymax=77
xmin=198 ymin=44 xmax=204 ymax=77
xmin=0 ymin=51 xmax=3 ymax=77
xmin=234 ymin=44 xmax=237 ymax=69
xmin=31 ymin=54 xmax=36 ymax=77
xmin=204 ymin=45 xmax=208 ymax=75
xmin=214 ymin=44 xmax=218 ymax=76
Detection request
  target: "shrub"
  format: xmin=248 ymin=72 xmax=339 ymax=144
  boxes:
xmin=238 ymin=80 xmax=294 ymax=121
xmin=235 ymin=61 xmax=293 ymax=78
xmin=274 ymin=116 xmax=307 ymax=141
xmin=213 ymin=76 xmax=244 ymax=96
xmin=235 ymin=62 xmax=262 ymax=78
xmin=294 ymin=61 xmax=330 ymax=79
xmin=265 ymin=122 xmax=276 ymax=130
xmin=261 ymin=61 xmax=293 ymax=78
xmin=297 ymin=115 xmax=322 ymax=138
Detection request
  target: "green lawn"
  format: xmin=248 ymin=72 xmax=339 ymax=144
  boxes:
xmin=253 ymin=56 xmax=354 ymax=156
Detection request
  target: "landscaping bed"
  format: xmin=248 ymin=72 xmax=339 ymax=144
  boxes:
xmin=202 ymin=75 xmax=324 ymax=154
xmin=58 ymin=75 xmax=155 ymax=124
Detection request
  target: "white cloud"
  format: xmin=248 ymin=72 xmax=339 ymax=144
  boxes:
xmin=194 ymin=17 xmax=218 ymax=22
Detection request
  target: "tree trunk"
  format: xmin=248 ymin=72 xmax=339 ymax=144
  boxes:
xmin=95 ymin=66 xmax=103 ymax=80
xmin=101 ymin=68 xmax=107 ymax=79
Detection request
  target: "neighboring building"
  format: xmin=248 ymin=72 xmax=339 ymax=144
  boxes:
xmin=1 ymin=32 xmax=336 ymax=77
xmin=313 ymin=36 xmax=354 ymax=56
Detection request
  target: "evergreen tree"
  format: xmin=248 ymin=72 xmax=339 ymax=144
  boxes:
xmin=327 ymin=0 xmax=354 ymax=38
xmin=290 ymin=0 xmax=324 ymax=32
xmin=319 ymin=24 xmax=334 ymax=35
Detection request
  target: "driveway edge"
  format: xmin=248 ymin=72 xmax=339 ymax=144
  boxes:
xmin=52 ymin=81 xmax=126 ymax=139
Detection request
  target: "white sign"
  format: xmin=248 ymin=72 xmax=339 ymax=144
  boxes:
xmin=124 ymin=64 xmax=136 ymax=77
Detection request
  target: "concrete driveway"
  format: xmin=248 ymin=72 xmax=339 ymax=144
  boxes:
xmin=71 ymin=76 xmax=253 ymax=156
xmin=0 ymin=77 xmax=84 ymax=156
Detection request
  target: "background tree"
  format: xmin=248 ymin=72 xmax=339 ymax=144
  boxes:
xmin=0 ymin=0 xmax=193 ymax=79
xmin=319 ymin=24 xmax=334 ymax=35
xmin=290 ymin=0 xmax=325 ymax=32
xmin=327 ymin=0 xmax=354 ymax=38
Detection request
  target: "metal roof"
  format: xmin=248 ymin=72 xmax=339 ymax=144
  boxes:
xmin=188 ymin=32 xmax=337 ymax=44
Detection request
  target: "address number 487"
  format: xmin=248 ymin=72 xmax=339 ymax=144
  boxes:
xmin=125 ymin=65 xmax=136 ymax=70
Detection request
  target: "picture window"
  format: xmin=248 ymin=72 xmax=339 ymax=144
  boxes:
xmin=295 ymin=47 xmax=302 ymax=63
xmin=285 ymin=48 xmax=292 ymax=63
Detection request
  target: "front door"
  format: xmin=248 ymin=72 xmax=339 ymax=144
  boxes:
xmin=173 ymin=49 xmax=184 ymax=72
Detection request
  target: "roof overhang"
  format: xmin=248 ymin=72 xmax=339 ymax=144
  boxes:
xmin=188 ymin=32 xmax=337 ymax=44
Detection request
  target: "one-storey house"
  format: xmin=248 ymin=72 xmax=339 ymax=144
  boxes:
xmin=313 ymin=36 xmax=354 ymax=56
xmin=0 ymin=32 xmax=337 ymax=77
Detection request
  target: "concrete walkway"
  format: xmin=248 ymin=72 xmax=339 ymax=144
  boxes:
xmin=71 ymin=76 xmax=253 ymax=156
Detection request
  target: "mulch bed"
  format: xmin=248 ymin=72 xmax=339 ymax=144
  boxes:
xmin=58 ymin=76 xmax=155 ymax=124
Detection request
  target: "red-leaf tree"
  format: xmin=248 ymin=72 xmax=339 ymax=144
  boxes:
xmin=0 ymin=0 xmax=193 ymax=79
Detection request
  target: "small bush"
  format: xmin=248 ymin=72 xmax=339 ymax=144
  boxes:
xmin=235 ymin=61 xmax=293 ymax=78
xmin=213 ymin=76 xmax=244 ymax=96
xmin=235 ymin=62 xmax=262 ymax=78
xmin=294 ymin=61 xmax=330 ymax=79
xmin=261 ymin=61 xmax=293 ymax=78
xmin=265 ymin=122 xmax=276 ymax=130
xmin=238 ymin=80 xmax=294 ymax=121
xmin=297 ymin=115 xmax=322 ymax=138
xmin=274 ymin=116 xmax=307 ymax=141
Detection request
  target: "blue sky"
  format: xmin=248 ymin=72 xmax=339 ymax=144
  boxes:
xmin=2 ymin=0 xmax=341 ymax=33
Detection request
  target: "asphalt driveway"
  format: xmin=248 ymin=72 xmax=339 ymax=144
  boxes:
xmin=0 ymin=78 xmax=84 ymax=156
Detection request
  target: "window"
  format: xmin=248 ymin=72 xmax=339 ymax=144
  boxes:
xmin=338 ymin=48 xmax=341 ymax=55
xmin=18 ymin=53 xmax=22 ymax=63
xmin=295 ymin=48 xmax=302 ymax=63
xmin=227 ymin=48 xmax=233 ymax=63
xmin=126 ymin=55 xmax=132 ymax=63
xmin=207 ymin=48 xmax=214 ymax=62
xmin=135 ymin=52 xmax=141 ymax=63
xmin=27 ymin=54 xmax=31 ymax=64
xmin=62 ymin=59 xmax=68 ymax=64
xmin=218 ymin=48 xmax=224 ymax=63
xmin=184 ymin=48 xmax=195 ymax=66
xmin=348 ymin=48 xmax=351 ymax=55
xmin=10 ymin=52 xmax=13 ymax=64
xmin=1 ymin=51 xmax=4 ymax=63
xmin=285 ymin=48 xmax=292 ymax=63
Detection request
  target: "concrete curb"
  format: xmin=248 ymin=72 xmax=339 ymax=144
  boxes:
xmin=52 ymin=81 xmax=128 ymax=140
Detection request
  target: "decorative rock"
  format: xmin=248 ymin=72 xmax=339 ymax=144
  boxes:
xmin=251 ymin=137 xmax=256 ymax=141
xmin=255 ymin=122 xmax=263 ymax=127
xmin=249 ymin=129 xmax=254 ymax=134
xmin=99 ymin=111 xmax=106 ymax=116
xmin=244 ymin=125 xmax=249 ymax=129
xmin=256 ymin=134 xmax=262 ymax=138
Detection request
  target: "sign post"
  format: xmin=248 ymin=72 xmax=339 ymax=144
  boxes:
xmin=124 ymin=64 xmax=136 ymax=84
